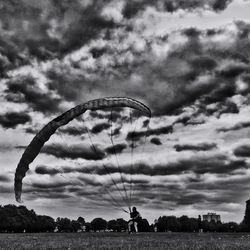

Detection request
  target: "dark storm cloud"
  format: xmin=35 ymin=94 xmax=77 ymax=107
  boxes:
xmin=0 ymin=51 xmax=12 ymax=77
xmin=217 ymin=121 xmax=250 ymax=132
xmin=41 ymin=143 xmax=106 ymax=160
xmin=174 ymin=114 xmax=206 ymax=126
xmin=218 ymin=63 xmax=249 ymax=79
xmin=188 ymin=175 xmax=250 ymax=192
xmin=91 ymin=122 xmax=111 ymax=134
xmin=0 ymin=0 xmax=117 ymax=61
xmin=0 ymin=111 xmax=31 ymax=128
xmin=89 ymin=111 xmax=107 ymax=119
xmin=234 ymin=145 xmax=250 ymax=157
xmin=238 ymin=73 xmax=250 ymax=95
xmin=185 ymin=177 xmax=250 ymax=208
xmin=35 ymin=165 xmax=61 ymax=176
xmin=133 ymin=154 xmax=245 ymax=175
xmin=90 ymin=47 xmax=108 ymax=59
xmin=78 ymin=176 xmax=104 ymax=187
xmin=150 ymin=137 xmax=162 ymax=145
xmin=23 ymin=180 xmax=72 ymax=200
xmin=0 ymin=175 xmax=10 ymax=183
xmin=55 ymin=153 xmax=245 ymax=176
xmin=25 ymin=127 xmax=40 ymax=134
xmin=0 ymin=186 xmax=13 ymax=194
xmin=25 ymin=21 xmax=250 ymax=117
xmin=174 ymin=143 xmax=217 ymax=152
xmin=67 ymin=187 xmax=98 ymax=196
xmin=0 ymin=28 xmax=30 ymax=77
xmin=105 ymin=143 xmax=127 ymax=155
xmin=0 ymin=1 xmax=247 ymax=119
xmin=137 ymin=22 xmax=250 ymax=116
xmin=5 ymin=76 xmax=62 ymax=113
xmin=197 ymin=100 xmax=239 ymax=118
xmin=31 ymin=164 xmax=249 ymax=208
xmin=111 ymin=127 xmax=122 ymax=136
xmin=190 ymin=55 xmax=217 ymax=72
xmin=30 ymin=193 xmax=72 ymax=200
xmin=216 ymin=101 xmax=239 ymax=117
xmin=130 ymin=185 xmax=206 ymax=207
xmin=122 ymin=0 xmax=233 ymax=19
xmin=212 ymin=0 xmax=233 ymax=11
xmin=35 ymin=164 xmax=95 ymax=176
xmin=139 ymin=42 xmax=233 ymax=115
xmin=175 ymin=193 xmax=208 ymax=205
xmin=0 ymin=145 xmax=14 ymax=152
xmin=25 ymin=183 xmax=72 ymax=200
xmin=174 ymin=155 xmax=247 ymax=175
xmin=51 ymin=2 xmax=116 ymax=56
xmin=31 ymin=182 xmax=69 ymax=190
xmin=133 ymin=176 xmax=249 ymax=208
xmin=126 ymin=125 xmax=173 ymax=141
xmin=89 ymin=110 xmax=122 ymax=121
xmin=58 ymin=126 xmax=87 ymax=136
xmin=46 ymin=70 xmax=89 ymax=102
xmin=183 ymin=28 xmax=201 ymax=38
xmin=173 ymin=116 xmax=191 ymax=126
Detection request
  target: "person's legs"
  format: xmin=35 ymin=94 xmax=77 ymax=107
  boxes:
xmin=128 ymin=220 xmax=133 ymax=232
xmin=134 ymin=222 xmax=138 ymax=233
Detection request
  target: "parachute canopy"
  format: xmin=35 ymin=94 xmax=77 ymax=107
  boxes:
xmin=14 ymin=97 xmax=151 ymax=203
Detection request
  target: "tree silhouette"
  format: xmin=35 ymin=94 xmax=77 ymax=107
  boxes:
xmin=107 ymin=220 xmax=119 ymax=232
xmin=138 ymin=219 xmax=150 ymax=232
xmin=243 ymin=199 xmax=250 ymax=230
xmin=56 ymin=217 xmax=71 ymax=232
xmin=91 ymin=218 xmax=107 ymax=232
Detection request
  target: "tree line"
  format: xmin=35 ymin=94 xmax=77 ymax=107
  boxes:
xmin=1 ymin=204 xmax=250 ymax=233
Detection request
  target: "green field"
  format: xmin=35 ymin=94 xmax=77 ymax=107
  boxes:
xmin=0 ymin=232 xmax=250 ymax=250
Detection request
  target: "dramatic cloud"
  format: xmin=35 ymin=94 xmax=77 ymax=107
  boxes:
xmin=35 ymin=165 xmax=61 ymax=176
xmin=234 ymin=145 xmax=250 ymax=157
xmin=0 ymin=1 xmax=248 ymax=118
xmin=25 ymin=127 xmax=40 ymax=134
xmin=127 ymin=125 xmax=173 ymax=141
xmin=2 ymin=0 xmax=250 ymax=222
xmin=174 ymin=143 xmax=217 ymax=152
xmin=150 ymin=137 xmax=162 ymax=145
xmin=122 ymin=0 xmax=233 ymax=19
xmin=0 ymin=175 xmax=10 ymax=183
xmin=217 ymin=121 xmax=250 ymax=132
xmin=0 ymin=111 xmax=31 ymax=128
xmin=38 ymin=153 xmax=246 ymax=176
xmin=58 ymin=126 xmax=87 ymax=136
xmin=0 ymin=0 xmax=117 ymax=60
xmin=89 ymin=110 xmax=122 ymax=122
xmin=31 ymin=182 xmax=69 ymax=190
xmin=105 ymin=143 xmax=127 ymax=155
xmin=91 ymin=122 xmax=111 ymax=134
xmin=41 ymin=143 xmax=106 ymax=160
xmin=5 ymin=75 xmax=62 ymax=113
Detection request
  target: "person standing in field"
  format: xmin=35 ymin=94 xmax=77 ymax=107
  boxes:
xmin=198 ymin=215 xmax=203 ymax=233
xmin=128 ymin=207 xmax=141 ymax=233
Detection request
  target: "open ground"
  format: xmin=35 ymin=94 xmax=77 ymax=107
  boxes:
xmin=0 ymin=232 xmax=250 ymax=250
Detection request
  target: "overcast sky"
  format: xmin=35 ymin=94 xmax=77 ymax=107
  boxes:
xmin=1 ymin=0 xmax=250 ymax=223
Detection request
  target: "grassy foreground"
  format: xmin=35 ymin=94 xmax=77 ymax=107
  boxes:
xmin=0 ymin=232 xmax=250 ymax=250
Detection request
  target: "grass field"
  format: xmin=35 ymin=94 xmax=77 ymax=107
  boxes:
xmin=0 ymin=232 xmax=250 ymax=250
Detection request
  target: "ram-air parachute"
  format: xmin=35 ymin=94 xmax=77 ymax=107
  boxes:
xmin=14 ymin=97 xmax=151 ymax=212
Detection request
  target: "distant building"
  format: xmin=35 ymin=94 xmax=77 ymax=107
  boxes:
xmin=202 ymin=213 xmax=221 ymax=222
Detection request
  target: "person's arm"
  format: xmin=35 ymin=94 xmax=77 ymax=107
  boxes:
xmin=134 ymin=212 xmax=140 ymax=219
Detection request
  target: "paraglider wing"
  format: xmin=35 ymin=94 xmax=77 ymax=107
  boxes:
xmin=14 ymin=97 xmax=151 ymax=202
